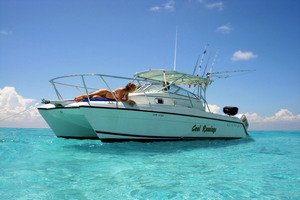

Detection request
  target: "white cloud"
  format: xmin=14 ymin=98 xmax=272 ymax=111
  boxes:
xmin=246 ymin=109 xmax=300 ymax=123
xmin=216 ymin=25 xmax=231 ymax=34
xmin=207 ymin=104 xmax=221 ymax=113
xmin=244 ymin=109 xmax=300 ymax=130
xmin=205 ymin=2 xmax=223 ymax=11
xmin=243 ymin=112 xmax=263 ymax=122
xmin=0 ymin=86 xmax=48 ymax=128
xmin=232 ymin=50 xmax=257 ymax=61
xmin=164 ymin=0 xmax=175 ymax=11
xmin=0 ymin=30 xmax=12 ymax=35
xmin=207 ymin=104 xmax=300 ymax=130
xmin=149 ymin=6 xmax=161 ymax=11
xmin=150 ymin=0 xmax=175 ymax=12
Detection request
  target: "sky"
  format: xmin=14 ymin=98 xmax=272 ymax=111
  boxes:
xmin=0 ymin=0 xmax=300 ymax=130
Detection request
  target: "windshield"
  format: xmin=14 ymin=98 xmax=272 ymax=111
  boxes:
xmin=136 ymin=83 xmax=199 ymax=99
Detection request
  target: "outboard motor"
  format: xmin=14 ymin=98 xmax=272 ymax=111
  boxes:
xmin=223 ymin=106 xmax=238 ymax=116
xmin=240 ymin=114 xmax=249 ymax=129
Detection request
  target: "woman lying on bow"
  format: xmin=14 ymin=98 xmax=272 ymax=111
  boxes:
xmin=74 ymin=82 xmax=137 ymax=107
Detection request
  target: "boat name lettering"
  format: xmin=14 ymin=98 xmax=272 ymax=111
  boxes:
xmin=192 ymin=125 xmax=201 ymax=132
xmin=227 ymin=123 xmax=240 ymax=128
xmin=192 ymin=125 xmax=217 ymax=134
xmin=202 ymin=125 xmax=217 ymax=134
xmin=152 ymin=113 xmax=164 ymax=117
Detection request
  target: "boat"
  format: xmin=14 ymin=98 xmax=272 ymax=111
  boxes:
xmin=38 ymin=69 xmax=249 ymax=142
xmin=38 ymin=100 xmax=97 ymax=139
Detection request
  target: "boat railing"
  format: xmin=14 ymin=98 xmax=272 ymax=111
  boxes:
xmin=49 ymin=73 xmax=208 ymax=110
xmin=49 ymin=73 xmax=167 ymax=106
xmin=50 ymin=74 xmax=138 ymax=104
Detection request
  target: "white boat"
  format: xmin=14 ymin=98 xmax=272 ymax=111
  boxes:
xmin=38 ymin=69 xmax=249 ymax=142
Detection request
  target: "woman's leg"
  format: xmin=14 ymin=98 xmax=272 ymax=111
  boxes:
xmin=90 ymin=89 xmax=108 ymax=97
xmin=92 ymin=94 xmax=104 ymax=98
xmin=74 ymin=89 xmax=108 ymax=102
xmin=74 ymin=95 xmax=87 ymax=102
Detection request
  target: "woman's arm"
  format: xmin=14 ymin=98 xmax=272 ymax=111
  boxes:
xmin=119 ymin=89 xmax=135 ymax=106
xmin=118 ymin=89 xmax=128 ymax=101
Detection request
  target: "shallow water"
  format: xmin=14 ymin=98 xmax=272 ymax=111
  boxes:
xmin=0 ymin=128 xmax=299 ymax=199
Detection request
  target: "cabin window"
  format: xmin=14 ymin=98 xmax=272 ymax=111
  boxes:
xmin=155 ymin=98 xmax=164 ymax=104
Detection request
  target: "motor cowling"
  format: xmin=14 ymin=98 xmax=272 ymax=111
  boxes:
xmin=240 ymin=114 xmax=249 ymax=129
xmin=223 ymin=106 xmax=238 ymax=116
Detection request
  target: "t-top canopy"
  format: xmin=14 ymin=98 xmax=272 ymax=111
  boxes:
xmin=134 ymin=69 xmax=213 ymax=86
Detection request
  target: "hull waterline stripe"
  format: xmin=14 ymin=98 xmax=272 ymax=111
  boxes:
xmin=96 ymin=130 xmax=243 ymax=140
xmin=38 ymin=107 xmax=79 ymax=110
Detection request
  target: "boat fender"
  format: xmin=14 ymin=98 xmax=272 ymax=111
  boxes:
xmin=223 ymin=106 xmax=238 ymax=116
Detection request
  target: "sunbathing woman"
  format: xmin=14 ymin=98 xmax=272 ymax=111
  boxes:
xmin=74 ymin=82 xmax=137 ymax=107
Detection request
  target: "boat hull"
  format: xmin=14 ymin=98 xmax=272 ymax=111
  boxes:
xmin=38 ymin=107 xmax=97 ymax=139
xmin=80 ymin=106 xmax=248 ymax=142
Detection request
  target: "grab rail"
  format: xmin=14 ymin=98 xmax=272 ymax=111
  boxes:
xmin=49 ymin=73 xmax=152 ymax=106
xmin=49 ymin=73 xmax=207 ymax=110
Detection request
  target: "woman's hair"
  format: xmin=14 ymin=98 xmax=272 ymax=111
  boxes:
xmin=125 ymin=82 xmax=136 ymax=91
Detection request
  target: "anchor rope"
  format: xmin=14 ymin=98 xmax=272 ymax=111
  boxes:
xmin=0 ymin=103 xmax=42 ymax=121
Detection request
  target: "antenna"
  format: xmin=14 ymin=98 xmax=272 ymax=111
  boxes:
xmin=209 ymin=69 xmax=256 ymax=75
xmin=209 ymin=50 xmax=219 ymax=74
xmin=196 ymin=44 xmax=208 ymax=76
xmin=202 ymin=51 xmax=210 ymax=77
xmin=208 ymin=69 xmax=256 ymax=78
xmin=173 ymin=26 xmax=178 ymax=71
xmin=192 ymin=55 xmax=200 ymax=75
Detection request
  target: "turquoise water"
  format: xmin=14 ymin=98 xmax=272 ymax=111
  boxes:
xmin=0 ymin=128 xmax=299 ymax=200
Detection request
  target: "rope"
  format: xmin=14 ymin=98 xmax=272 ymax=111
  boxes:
xmin=0 ymin=103 xmax=42 ymax=121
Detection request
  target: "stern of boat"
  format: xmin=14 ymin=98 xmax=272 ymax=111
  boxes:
xmin=240 ymin=114 xmax=249 ymax=130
